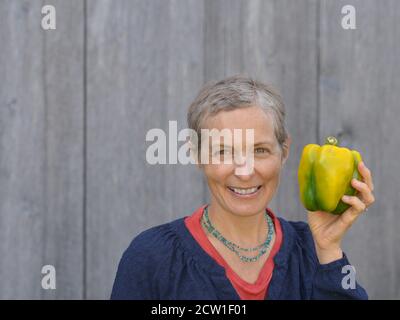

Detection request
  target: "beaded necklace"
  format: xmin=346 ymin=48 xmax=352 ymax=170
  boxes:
xmin=201 ymin=206 xmax=274 ymax=263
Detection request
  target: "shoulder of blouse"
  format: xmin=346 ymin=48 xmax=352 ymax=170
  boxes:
xmin=126 ymin=217 xmax=184 ymax=249
xmin=275 ymin=216 xmax=320 ymax=267
xmin=120 ymin=217 xmax=187 ymax=267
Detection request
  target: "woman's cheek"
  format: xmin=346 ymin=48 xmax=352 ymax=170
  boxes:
xmin=204 ymin=163 xmax=234 ymax=180
xmin=256 ymin=157 xmax=281 ymax=179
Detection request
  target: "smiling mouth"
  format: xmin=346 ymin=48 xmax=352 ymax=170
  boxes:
xmin=227 ymin=185 xmax=262 ymax=195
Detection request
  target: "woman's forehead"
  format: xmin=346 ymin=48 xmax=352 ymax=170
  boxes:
xmin=203 ymin=106 xmax=276 ymax=138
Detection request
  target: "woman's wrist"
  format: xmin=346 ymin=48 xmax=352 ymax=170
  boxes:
xmin=315 ymin=246 xmax=343 ymax=265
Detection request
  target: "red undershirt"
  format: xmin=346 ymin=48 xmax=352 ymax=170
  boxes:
xmin=184 ymin=205 xmax=283 ymax=300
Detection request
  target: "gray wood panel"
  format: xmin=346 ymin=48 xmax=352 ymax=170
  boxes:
xmin=0 ymin=0 xmax=399 ymax=300
xmin=319 ymin=0 xmax=400 ymax=299
xmin=86 ymin=0 xmax=205 ymax=299
xmin=0 ymin=0 xmax=84 ymax=299
xmin=203 ymin=0 xmax=319 ymax=222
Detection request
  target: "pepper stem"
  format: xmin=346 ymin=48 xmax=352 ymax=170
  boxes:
xmin=325 ymin=136 xmax=338 ymax=146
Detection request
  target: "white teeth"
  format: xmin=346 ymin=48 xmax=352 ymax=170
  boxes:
xmin=230 ymin=186 xmax=259 ymax=195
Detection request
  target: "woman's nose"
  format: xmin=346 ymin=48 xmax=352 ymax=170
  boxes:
xmin=234 ymin=152 xmax=255 ymax=177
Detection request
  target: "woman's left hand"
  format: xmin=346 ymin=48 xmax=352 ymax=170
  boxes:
xmin=307 ymin=161 xmax=375 ymax=264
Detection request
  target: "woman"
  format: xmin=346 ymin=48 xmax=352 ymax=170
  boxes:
xmin=111 ymin=75 xmax=374 ymax=300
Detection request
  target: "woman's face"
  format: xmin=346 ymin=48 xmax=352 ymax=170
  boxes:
xmin=200 ymin=105 xmax=290 ymax=217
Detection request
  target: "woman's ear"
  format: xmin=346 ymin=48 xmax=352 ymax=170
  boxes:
xmin=282 ymin=135 xmax=291 ymax=165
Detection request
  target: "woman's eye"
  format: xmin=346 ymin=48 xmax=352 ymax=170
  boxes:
xmin=255 ymin=148 xmax=269 ymax=154
xmin=213 ymin=148 xmax=231 ymax=156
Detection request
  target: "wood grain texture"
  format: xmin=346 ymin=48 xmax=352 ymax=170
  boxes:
xmin=86 ymin=0 xmax=205 ymax=299
xmin=0 ymin=0 xmax=84 ymax=299
xmin=319 ymin=0 xmax=400 ymax=299
xmin=0 ymin=0 xmax=399 ymax=300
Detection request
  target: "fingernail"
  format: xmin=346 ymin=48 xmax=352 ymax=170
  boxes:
xmin=342 ymin=195 xmax=349 ymax=201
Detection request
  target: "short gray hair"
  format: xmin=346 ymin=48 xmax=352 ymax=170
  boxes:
xmin=187 ymin=74 xmax=289 ymax=155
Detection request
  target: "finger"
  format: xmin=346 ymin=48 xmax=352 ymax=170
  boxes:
xmin=358 ymin=161 xmax=374 ymax=191
xmin=340 ymin=195 xmax=366 ymax=227
xmin=342 ymin=194 xmax=367 ymax=212
xmin=350 ymin=178 xmax=375 ymax=206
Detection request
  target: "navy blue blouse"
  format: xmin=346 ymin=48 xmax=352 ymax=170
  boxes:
xmin=110 ymin=214 xmax=368 ymax=300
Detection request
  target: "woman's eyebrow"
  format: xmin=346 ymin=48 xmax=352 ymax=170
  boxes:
xmin=254 ymin=141 xmax=274 ymax=146
xmin=210 ymin=143 xmax=233 ymax=148
xmin=210 ymin=141 xmax=273 ymax=147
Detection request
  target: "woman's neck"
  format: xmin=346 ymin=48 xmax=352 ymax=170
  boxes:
xmin=206 ymin=203 xmax=268 ymax=247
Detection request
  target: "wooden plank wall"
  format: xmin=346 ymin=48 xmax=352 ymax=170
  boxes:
xmin=0 ymin=0 xmax=84 ymax=299
xmin=319 ymin=0 xmax=400 ymax=300
xmin=86 ymin=0 xmax=206 ymax=299
xmin=0 ymin=0 xmax=398 ymax=299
